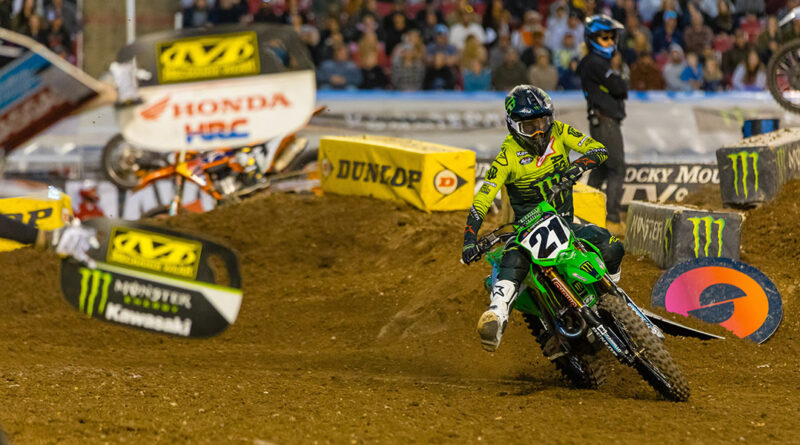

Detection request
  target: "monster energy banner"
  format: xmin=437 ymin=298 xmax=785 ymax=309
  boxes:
xmin=59 ymin=219 xmax=243 ymax=337
xmin=717 ymin=128 xmax=800 ymax=207
xmin=625 ymin=201 xmax=744 ymax=269
xmin=621 ymin=163 xmax=718 ymax=209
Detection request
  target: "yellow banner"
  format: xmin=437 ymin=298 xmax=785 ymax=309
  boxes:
xmin=319 ymin=135 xmax=475 ymax=212
xmin=573 ymin=182 xmax=607 ymax=228
xmin=0 ymin=193 xmax=72 ymax=251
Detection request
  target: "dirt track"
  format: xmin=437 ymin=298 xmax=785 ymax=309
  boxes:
xmin=1 ymin=183 xmax=800 ymax=444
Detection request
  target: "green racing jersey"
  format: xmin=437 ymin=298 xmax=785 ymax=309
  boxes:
xmin=465 ymin=120 xmax=608 ymax=241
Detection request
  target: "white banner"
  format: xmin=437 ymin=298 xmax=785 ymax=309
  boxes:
xmin=118 ymin=71 xmax=316 ymax=152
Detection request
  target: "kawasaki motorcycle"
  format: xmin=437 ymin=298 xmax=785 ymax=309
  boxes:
xmin=470 ymin=181 xmax=690 ymax=402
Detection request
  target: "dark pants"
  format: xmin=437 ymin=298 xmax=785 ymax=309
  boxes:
xmin=496 ymin=223 xmax=624 ymax=288
xmin=587 ymin=114 xmax=625 ymax=223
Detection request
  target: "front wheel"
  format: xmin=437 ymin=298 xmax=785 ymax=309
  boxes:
xmin=767 ymin=39 xmax=800 ymax=114
xmin=523 ymin=313 xmax=607 ymax=389
xmin=598 ymin=294 xmax=690 ymax=402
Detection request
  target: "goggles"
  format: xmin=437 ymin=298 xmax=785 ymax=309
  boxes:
xmin=511 ymin=115 xmax=552 ymax=137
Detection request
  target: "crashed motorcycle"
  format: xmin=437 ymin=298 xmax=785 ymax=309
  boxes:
xmin=468 ymin=181 xmax=690 ymax=401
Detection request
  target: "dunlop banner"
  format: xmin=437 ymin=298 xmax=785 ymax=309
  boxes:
xmin=0 ymin=186 xmax=72 ymax=252
xmin=319 ymin=135 xmax=475 ymax=212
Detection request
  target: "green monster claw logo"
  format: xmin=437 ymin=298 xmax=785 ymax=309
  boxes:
xmin=727 ymin=151 xmax=758 ymax=199
xmin=78 ymin=267 xmax=112 ymax=317
xmin=687 ymin=217 xmax=725 ymax=258
xmin=505 ymin=97 xmax=515 ymax=113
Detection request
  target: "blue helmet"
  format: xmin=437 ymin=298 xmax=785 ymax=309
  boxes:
xmin=584 ymin=14 xmax=624 ymax=59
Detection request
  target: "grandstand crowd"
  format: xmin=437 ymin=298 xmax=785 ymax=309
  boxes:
xmin=0 ymin=0 xmax=79 ymax=64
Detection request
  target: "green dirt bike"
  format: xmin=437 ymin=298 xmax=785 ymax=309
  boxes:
xmin=469 ymin=181 xmax=690 ymax=402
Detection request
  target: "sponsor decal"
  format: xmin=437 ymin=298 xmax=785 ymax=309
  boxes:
xmin=107 ymin=227 xmax=202 ymax=279
xmin=320 ymin=157 xmax=332 ymax=177
xmin=140 ymin=93 xmax=291 ymax=121
xmin=687 ymin=216 xmax=725 ymax=258
xmin=727 ymin=151 xmax=759 ymax=199
xmin=505 ymin=96 xmax=515 ymax=113
xmin=535 ymin=138 xmax=555 ymax=167
xmin=516 ymin=151 xmax=528 ymax=157
xmin=433 ymin=169 xmax=466 ymax=195
xmin=520 ymin=157 xmax=533 ymax=165
xmin=1 ymin=208 xmax=53 ymax=226
xmin=185 ymin=118 xmax=249 ymax=143
xmin=334 ymin=160 xmax=421 ymax=189
xmin=479 ymin=184 xmax=492 ymax=194
xmin=627 ymin=212 xmax=669 ymax=244
xmin=157 ymin=31 xmax=260 ymax=84
xmin=621 ymin=163 xmax=719 ymax=207
xmin=486 ymin=166 xmax=498 ymax=180
xmin=652 ymin=257 xmax=782 ymax=343
xmin=579 ymin=261 xmax=597 ymax=276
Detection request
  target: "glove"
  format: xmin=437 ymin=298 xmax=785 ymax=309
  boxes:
xmin=462 ymin=241 xmax=480 ymax=265
xmin=51 ymin=220 xmax=100 ymax=268
xmin=561 ymin=163 xmax=586 ymax=186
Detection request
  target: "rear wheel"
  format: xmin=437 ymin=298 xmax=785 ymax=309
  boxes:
xmin=522 ymin=313 xmax=607 ymax=389
xmin=598 ymin=294 xmax=690 ymax=402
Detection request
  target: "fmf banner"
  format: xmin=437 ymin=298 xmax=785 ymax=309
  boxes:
xmin=319 ymin=135 xmax=475 ymax=212
xmin=0 ymin=183 xmax=72 ymax=251
xmin=0 ymin=29 xmax=112 ymax=154
xmin=117 ymin=71 xmax=315 ymax=152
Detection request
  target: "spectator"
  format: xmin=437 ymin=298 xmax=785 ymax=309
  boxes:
xmin=353 ymin=13 xmax=382 ymax=42
xmin=392 ymin=43 xmax=426 ymax=90
xmin=782 ymin=13 xmax=800 ymax=41
xmin=653 ymin=11 xmax=685 ymax=55
xmin=482 ymin=0 xmax=505 ymax=42
xmin=11 ymin=0 xmax=37 ymax=32
xmin=713 ymin=0 xmax=736 ymax=34
xmin=382 ymin=1 xmax=407 ymax=31
xmin=680 ymin=52 xmax=704 ymax=89
xmin=702 ymin=56 xmax=726 ymax=90
xmin=549 ymin=11 xmax=584 ymax=56
xmin=557 ymin=57 xmax=582 ymax=90
xmin=553 ymin=33 xmax=580 ymax=70
xmin=491 ymin=47 xmax=527 ymax=91
xmin=731 ymin=48 xmax=766 ymax=90
xmin=449 ymin=8 xmax=486 ymax=51
xmin=528 ymin=48 xmax=559 ymax=91
xmin=384 ymin=10 xmax=413 ymax=56
xmin=545 ymin=1 xmax=569 ymax=51
xmin=756 ymin=15 xmax=780 ymax=61
xmin=356 ymin=30 xmax=385 ymax=67
xmin=623 ymin=13 xmax=652 ymax=50
xmin=418 ymin=5 xmax=443 ymax=43
xmin=739 ymin=12 xmax=762 ymax=42
xmin=721 ymin=28 xmax=750 ymax=79
xmin=511 ymin=10 xmax=543 ymax=52
xmin=684 ymin=10 xmax=714 ymax=54
xmin=423 ymin=51 xmax=456 ymax=90
xmin=624 ymin=30 xmax=653 ymax=65
xmin=688 ymin=0 xmax=719 ymax=19
xmin=24 ymin=14 xmax=47 ymax=44
xmin=183 ymin=0 xmax=211 ymax=28
xmin=650 ymin=0 xmax=683 ymax=32
xmin=663 ymin=44 xmax=691 ymax=91
xmin=47 ymin=17 xmax=71 ymax=54
xmin=211 ymin=0 xmax=247 ymax=24
xmin=253 ymin=0 xmax=286 ymax=23
xmin=640 ymin=0 xmax=666 ymax=22
xmin=519 ymin=26 xmax=550 ymax=67
xmin=488 ymin=32 xmax=512 ymax=70
xmin=426 ymin=24 xmax=458 ymax=66
xmin=292 ymin=13 xmax=321 ymax=62
xmin=317 ymin=44 xmax=363 ymax=89
xmin=46 ymin=0 xmax=78 ymax=34
xmin=0 ymin=0 xmax=10 ymax=30
xmin=359 ymin=50 xmax=389 ymax=89
xmin=460 ymin=34 xmax=486 ymax=68
xmin=462 ymin=59 xmax=492 ymax=91
xmin=630 ymin=52 xmax=667 ymax=89
xmin=612 ymin=0 xmax=637 ymax=24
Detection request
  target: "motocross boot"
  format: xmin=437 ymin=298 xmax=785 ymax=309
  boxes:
xmin=477 ymin=280 xmax=518 ymax=352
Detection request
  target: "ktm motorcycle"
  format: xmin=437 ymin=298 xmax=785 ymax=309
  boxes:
xmin=468 ymin=181 xmax=690 ymax=401
xmin=101 ymin=107 xmax=324 ymax=216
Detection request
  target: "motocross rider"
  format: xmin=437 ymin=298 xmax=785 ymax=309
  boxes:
xmin=461 ymin=85 xmax=624 ymax=352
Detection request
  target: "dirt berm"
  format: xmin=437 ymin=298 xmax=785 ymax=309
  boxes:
xmin=1 ymin=182 xmax=799 ymax=444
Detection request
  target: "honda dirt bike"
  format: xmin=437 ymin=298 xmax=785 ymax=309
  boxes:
xmin=468 ymin=181 xmax=690 ymax=401
xmin=767 ymin=6 xmax=800 ymax=113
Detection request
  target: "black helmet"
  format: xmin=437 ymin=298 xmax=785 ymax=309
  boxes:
xmin=584 ymin=14 xmax=624 ymax=59
xmin=505 ymin=85 xmax=554 ymax=157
